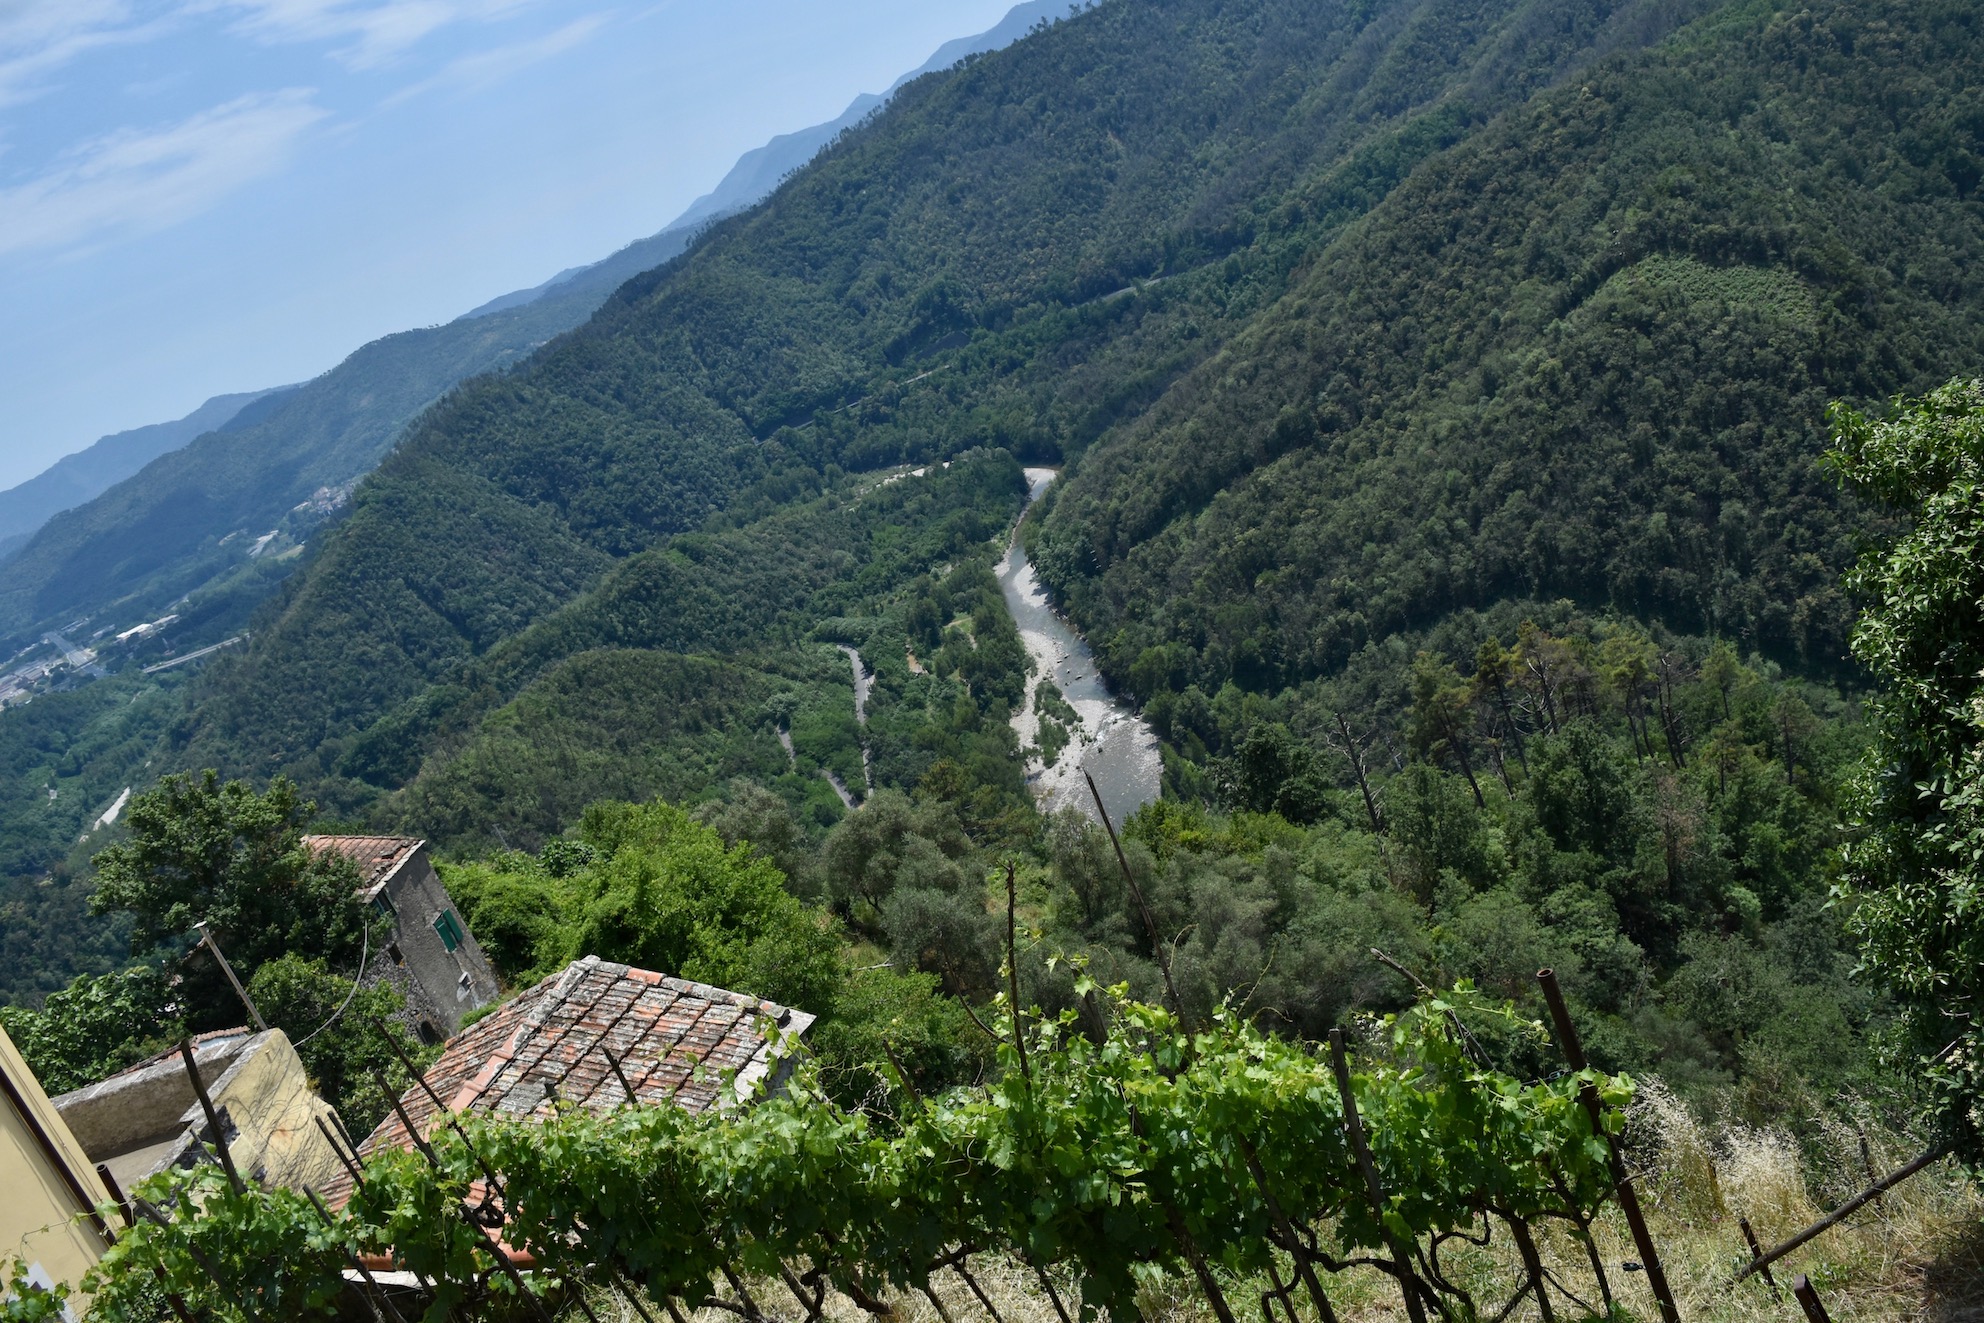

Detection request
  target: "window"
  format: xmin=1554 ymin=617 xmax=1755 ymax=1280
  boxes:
xmin=434 ymin=909 xmax=465 ymax=952
xmin=417 ymin=1020 xmax=442 ymax=1046
xmin=387 ymin=943 xmax=403 ymax=965
xmin=370 ymin=892 xmax=396 ymax=920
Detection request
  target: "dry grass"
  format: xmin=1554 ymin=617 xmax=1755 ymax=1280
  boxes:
xmin=571 ymin=1080 xmax=1984 ymax=1323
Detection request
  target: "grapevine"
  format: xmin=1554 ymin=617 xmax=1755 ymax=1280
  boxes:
xmin=80 ymin=981 xmax=1633 ymax=1323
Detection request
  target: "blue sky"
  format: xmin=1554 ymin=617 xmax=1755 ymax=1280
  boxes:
xmin=0 ymin=0 xmax=1019 ymax=489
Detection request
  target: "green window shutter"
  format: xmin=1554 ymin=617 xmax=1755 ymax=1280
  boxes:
xmin=434 ymin=910 xmax=464 ymax=952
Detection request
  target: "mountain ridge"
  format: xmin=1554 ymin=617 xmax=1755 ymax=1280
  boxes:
xmin=168 ymin=0 xmax=1733 ymax=806
xmin=0 ymin=0 xmax=1090 ymax=653
xmin=0 ymin=386 xmax=292 ymax=563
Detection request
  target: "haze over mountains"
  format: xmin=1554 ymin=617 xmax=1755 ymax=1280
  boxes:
xmin=2 ymin=0 xmax=1980 ymax=1017
xmin=0 ymin=387 xmax=291 ymax=564
xmin=0 ymin=0 xmax=1082 ymax=653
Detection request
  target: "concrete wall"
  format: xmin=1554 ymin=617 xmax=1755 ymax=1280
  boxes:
xmin=201 ymin=1030 xmax=347 ymax=1193
xmin=54 ymin=1030 xmax=346 ymax=1196
xmin=0 ymin=1024 xmax=110 ymax=1315
xmin=53 ymin=1032 xmax=248 ymax=1179
xmin=376 ymin=846 xmax=498 ymax=1038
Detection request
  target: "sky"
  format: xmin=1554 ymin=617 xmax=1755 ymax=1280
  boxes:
xmin=0 ymin=0 xmax=1020 ymax=490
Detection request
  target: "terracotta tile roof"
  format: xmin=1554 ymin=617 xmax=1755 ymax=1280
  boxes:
xmin=303 ymin=835 xmax=424 ymax=899
xmin=327 ymin=958 xmax=813 ymax=1204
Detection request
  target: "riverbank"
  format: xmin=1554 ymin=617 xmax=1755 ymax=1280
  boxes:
xmin=997 ymin=467 xmax=1160 ymax=826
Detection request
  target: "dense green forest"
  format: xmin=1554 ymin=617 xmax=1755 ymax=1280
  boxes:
xmin=1032 ymin=0 xmax=1984 ymax=704
xmin=167 ymin=0 xmax=1735 ymax=800
xmin=0 ymin=0 xmax=1978 ymax=1151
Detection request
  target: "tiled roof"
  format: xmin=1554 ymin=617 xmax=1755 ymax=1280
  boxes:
xmin=303 ymin=835 xmax=424 ymax=899
xmin=332 ymin=958 xmax=813 ymax=1202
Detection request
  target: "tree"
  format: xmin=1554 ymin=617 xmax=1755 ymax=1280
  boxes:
xmin=0 ymin=967 xmax=180 ymax=1095
xmin=1408 ymin=653 xmax=1486 ymax=806
xmin=1827 ymin=379 xmax=1984 ymax=1157
xmin=88 ymin=771 xmax=367 ymax=1030
xmin=246 ymin=954 xmax=430 ymax=1136
xmin=572 ymin=799 xmax=846 ymax=1017
xmin=1222 ymin=723 xmax=1329 ymax=824
xmin=820 ymin=790 xmax=973 ymax=928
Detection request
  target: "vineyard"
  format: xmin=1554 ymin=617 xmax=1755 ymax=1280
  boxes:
xmin=56 ymin=967 xmax=1663 ymax=1323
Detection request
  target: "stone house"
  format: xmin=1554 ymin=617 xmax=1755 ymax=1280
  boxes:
xmin=327 ymin=956 xmax=813 ymax=1208
xmin=304 ymin=836 xmax=500 ymax=1042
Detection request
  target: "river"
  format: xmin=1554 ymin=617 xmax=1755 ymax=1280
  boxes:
xmin=998 ymin=467 xmax=1162 ymax=826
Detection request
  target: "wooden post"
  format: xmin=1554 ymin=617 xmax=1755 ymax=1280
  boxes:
xmin=1737 ymin=1217 xmax=1779 ymax=1299
xmin=306 ymin=1119 xmax=454 ymax=1317
xmin=921 ymin=1284 xmax=959 ymax=1323
xmin=177 ymin=1038 xmax=244 ymax=1193
xmin=195 ymin=923 xmax=268 ymax=1032
xmin=600 ymin=1043 xmax=640 ymax=1106
xmin=96 ymin=1164 xmax=198 ymax=1323
xmin=134 ymin=1198 xmax=238 ymax=1308
xmin=1165 ymin=1202 xmax=1241 ymax=1323
xmin=1085 ymin=770 xmax=1186 ymax=1025
xmin=1240 ymin=1138 xmax=1340 ymax=1323
xmin=376 ymin=1070 xmax=558 ymax=1323
xmin=1509 ymin=1217 xmax=1556 ymax=1323
xmin=315 ymin=1114 xmax=365 ymax=1186
xmin=1732 ymin=1141 xmax=1953 ymax=1284
xmin=950 ymin=1258 xmax=1007 ymax=1323
xmin=1031 ymin=1262 xmax=1075 ymax=1323
xmin=1005 ymin=860 xmax=1029 ymax=1080
xmin=1791 ymin=1274 xmax=1834 ymax=1323
xmin=1263 ymin=1258 xmax=1300 ymax=1323
xmin=304 ymin=1186 xmax=406 ymax=1323
xmin=720 ymin=1262 xmax=769 ymax=1323
xmin=1537 ymin=970 xmax=1681 ymax=1323
xmin=1329 ymin=1030 xmax=1428 ymax=1323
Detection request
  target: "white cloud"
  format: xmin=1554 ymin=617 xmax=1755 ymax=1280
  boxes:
xmin=0 ymin=0 xmax=556 ymax=106
xmin=0 ymin=88 xmax=325 ymax=257
xmin=193 ymin=0 xmax=538 ymax=69
xmin=382 ymin=12 xmax=603 ymax=105
xmin=0 ymin=1 xmax=168 ymax=108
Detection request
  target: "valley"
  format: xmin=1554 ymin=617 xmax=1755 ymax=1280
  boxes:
xmin=2 ymin=0 xmax=1983 ymax=1316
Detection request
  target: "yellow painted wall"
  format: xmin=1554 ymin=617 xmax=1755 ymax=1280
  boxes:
xmin=0 ymin=1024 xmax=110 ymax=1312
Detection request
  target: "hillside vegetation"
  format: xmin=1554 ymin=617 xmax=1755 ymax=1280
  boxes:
xmin=1033 ymin=0 xmax=1984 ymax=714
xmin=7 ymin=2 xmax=1984 ymax=1305
xmin=0 ymin=256 xmax=688 ymax=655
xmin=0 ymin=0 xmax=1976 ymax=1172
xmin=176 ymin=0 xmax=1728 ymax=800
xmin=0 ymin=386 xmax=286 ymax=561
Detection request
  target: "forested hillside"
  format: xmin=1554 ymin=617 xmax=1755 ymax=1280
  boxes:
xmin=1032 ymin=0 xmax=1984 ymax=719
xmin=0 ymin=259 xmax=682 ymax=655
xmin=3 ymin=0 xmax=1980 ymax=1086
xmin=9 ymin=2 xmax=1984 ymax=1313
xmin=174 ymin=0 xmax=1724 ymax=803
xmin=0 ymin=2 xmax=1084 ymax=662
xmin=0 ymin=386 xmax=287 ymax=561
